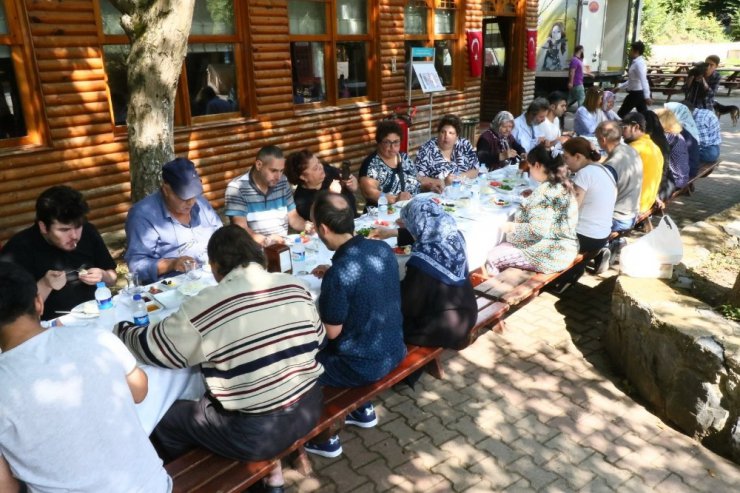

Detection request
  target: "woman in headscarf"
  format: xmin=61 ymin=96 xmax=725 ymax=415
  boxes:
xmin=665 ymin=102 xmax=701 ymax=178
xmin=601 ymin=91 xmax=620 ymax=121
xmin=476 ymin=111 xmax=527 ymax=170
xmin=399 ymin=196 xmax=477 ymax=349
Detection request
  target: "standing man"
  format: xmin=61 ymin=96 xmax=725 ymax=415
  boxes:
xmin=305 ymin=192 xmax=406 ymax=458
xmin=596 ymin=121 xmax=643 ymax=232
xmin=0 ymin=262 xmax=171 ymax=493
xmin=125 ymin=157 xmax=223 ymax=284
xmin=621 ymin=112 xmax=664 ymax=214
xmin=0 ymin=186 xmax=117 ymax=320
xmin=616 ymin=41 xmax=652 ymax=118
xmin=567 ymin=45 xmax=587 ymax=110
xmin=225 ymin=145 xmax=308 ymax=246
xmin=512 ymin=97 xmax=550 ymax=153
xmin=116 ymin=225 xmax=326 ymax=492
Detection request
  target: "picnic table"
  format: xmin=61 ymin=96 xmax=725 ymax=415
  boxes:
xmin=717 ymin=67 xmax=740 ymax=96
xmin=647 ymin=72 xmax=688 ymax=101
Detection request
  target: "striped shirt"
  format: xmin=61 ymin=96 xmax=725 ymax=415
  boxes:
xmin=115 ymin=264 xmax=326 ymax=414
xmin=224 ymin=171 xmax=295 ymax=236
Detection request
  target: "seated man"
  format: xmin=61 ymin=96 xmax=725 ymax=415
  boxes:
xmin=116 ymin=225 xmax=325 ymax=492
xmin=125 ymin=157 xmax=223 ymax=284
xmin=691 ymin=103 xmax=722 ymax=164
xmin=305 ymin=191 xmax=406 ymax=458
xmin=596 ymin=121 xmax=643 ymax=232
xmin=0 ymin=186 xmax=116 ymax=320
xmin=225 ymin=145 xmax=307 ymax=246
xmin=621 ymin=112 xmax=664 ymax=215
xmin=0 ymin=261 xmax=171 ymax=492
xmin=512 ymin=97 xmax=550 ymax=153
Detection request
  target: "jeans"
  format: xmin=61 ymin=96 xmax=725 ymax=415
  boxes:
xmin=698 ymin=145 xmax=720 ymax=164
xmin=612 ymin=216 xmax=636 ymax=233
xmin=568 ymin=85 xmax=585 ymax=108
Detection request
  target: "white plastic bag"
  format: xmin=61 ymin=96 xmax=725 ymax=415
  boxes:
xmin=621 ymin=216 xmax=683 ymax=278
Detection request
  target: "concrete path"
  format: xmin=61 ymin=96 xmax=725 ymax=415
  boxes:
xmin=284 ymin=95 xmax=740 ymax=492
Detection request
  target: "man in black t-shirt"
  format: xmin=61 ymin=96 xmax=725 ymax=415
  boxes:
xmin=0 ymin=186 xmax=116 ymax=320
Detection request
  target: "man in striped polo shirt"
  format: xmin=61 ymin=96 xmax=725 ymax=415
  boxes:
xmin=225 ymin=145 xmax=309 ymax=246
xmin=115 ymin=225 xmax=326 ymax=491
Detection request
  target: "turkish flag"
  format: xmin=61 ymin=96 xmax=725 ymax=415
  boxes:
xmin=467 ymin=30 xmax=483 ymax=77
xmin=526 ymin=29 xmax=537 ymax=71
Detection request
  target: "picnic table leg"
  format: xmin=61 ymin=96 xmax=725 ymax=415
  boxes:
xmin=424 ymin=357 xmax=445 ymax=380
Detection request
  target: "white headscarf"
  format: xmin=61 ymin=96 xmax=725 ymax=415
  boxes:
xmin=665 ymin=102 xmax=700 ymax=143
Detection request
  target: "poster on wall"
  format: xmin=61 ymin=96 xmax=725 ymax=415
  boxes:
xmin=536 ymin=0 xmax=578 ymax=73
xmin=413 ymin=62 xmax=445 ymax=93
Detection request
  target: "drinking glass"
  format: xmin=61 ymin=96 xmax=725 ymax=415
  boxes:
xmin=123 ymin=272 xmax=142 ymax=297
xmin=183 ymin=259 xmax=201 ymax=280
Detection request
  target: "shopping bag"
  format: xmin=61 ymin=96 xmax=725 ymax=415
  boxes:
xmin=620 ymin=216 xmax=683 ymax=278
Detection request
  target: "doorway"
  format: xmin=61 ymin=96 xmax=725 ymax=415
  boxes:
xmin=480 ymin=18 xmax=513 ymax=123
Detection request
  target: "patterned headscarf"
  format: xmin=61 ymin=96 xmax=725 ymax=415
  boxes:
xmin=601 ymin=91 xmax=616 ymax=112
xmin=491 ymin=111 xmax=516 ymax=134
xmin=665 ymin=102 xmax=700 ymax=143
xmin=400 ymin=195 xmax=469 ymax=286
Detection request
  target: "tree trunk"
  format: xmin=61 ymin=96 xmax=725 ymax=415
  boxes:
xmin=729 ymin=271 xmax=740 ymax=306
xmin=109 ymin=0 xmax=195 ymax=202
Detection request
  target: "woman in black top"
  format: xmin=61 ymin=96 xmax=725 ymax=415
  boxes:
xmin=398 ymin=196 xmax=477 ymax=349
xmin=285 ymin=150 xmax=358 ymax=221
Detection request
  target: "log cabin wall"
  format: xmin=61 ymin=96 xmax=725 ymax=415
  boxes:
xmin=0 ymin=0 xmax=529 ymax=243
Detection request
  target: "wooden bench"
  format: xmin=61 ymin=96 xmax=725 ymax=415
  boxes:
xmin=166 ymin=343 xmax=445 ymax=492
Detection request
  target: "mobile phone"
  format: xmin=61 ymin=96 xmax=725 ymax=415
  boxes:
xmin=341 ymin=160 xmax=351 ymax=180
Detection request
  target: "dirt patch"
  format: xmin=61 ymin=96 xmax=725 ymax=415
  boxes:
xmin=689 ymin=244 xmax=740 ymax=307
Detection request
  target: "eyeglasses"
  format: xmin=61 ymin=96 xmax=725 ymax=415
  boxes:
xmin=381 ymin=140 xmax=401 ymax=147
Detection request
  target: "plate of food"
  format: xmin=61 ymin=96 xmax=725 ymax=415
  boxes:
xmin=356 ymin=226 xmax=373 ymax=237
xmin=393 ymin=245 xmax=412 ymax=256
xmin=490 ymin=181 xmax=515 ymax=193
xmin=152 ymin=289 xmax=183 ymax=309
xmin=286 ymin=233 xmax=312 ymax=245
xmin=71 ymin=300 xmax=100 ymax=319
xmin=490 ymin=197 xmax=511 ymax=207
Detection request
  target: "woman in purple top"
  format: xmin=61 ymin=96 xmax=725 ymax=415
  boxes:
xmin=567 ymin=45 xmax=586 ymax=109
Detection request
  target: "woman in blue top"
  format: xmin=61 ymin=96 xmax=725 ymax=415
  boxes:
xmin=414 ymin=114 xmax=480 ymax=191
xmin=574 ymin=87 xmax=606 ymax=137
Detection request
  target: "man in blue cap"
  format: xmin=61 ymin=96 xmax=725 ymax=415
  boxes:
xmin=125 ymin=158 xmax=223 ymax=283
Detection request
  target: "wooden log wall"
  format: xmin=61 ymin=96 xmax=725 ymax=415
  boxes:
xmin=0 ymin=0 xmax=529 ymax=243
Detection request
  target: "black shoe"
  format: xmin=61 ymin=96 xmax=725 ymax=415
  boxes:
xmin=246 ymin=481 xmax=285 ymax=493
xmin=593 ymin=248 xmax=611 ymax=275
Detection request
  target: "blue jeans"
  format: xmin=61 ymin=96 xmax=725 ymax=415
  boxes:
xmin=698 ymin=145 xmax=720 ymax=163
xmin=612 ymin=216 xmax=636 ymax=233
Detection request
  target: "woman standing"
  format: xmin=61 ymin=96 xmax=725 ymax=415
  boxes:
xmin=485 ymin=144 xmax=578 ymax=276
xmin=359 ymin=120 xmax=423 ymax=205
xmin=415 ymin=114 xmax=480 ymax=191
xmin=399 ymin=196 xmax=477 ymax=350
xmin=476 ymin=111 xmax=526 ymax=170
xmin=286 ymin=150 xmax=358 ymax=221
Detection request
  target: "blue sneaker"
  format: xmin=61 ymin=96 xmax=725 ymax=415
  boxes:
xmin=304 ymin=435 xmax=342 ymax=458
xmin=345 ymin=402 xmax=378 ymax=428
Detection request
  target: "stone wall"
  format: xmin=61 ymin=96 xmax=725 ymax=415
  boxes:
xmin=607 ymin=270 xmax=740 ymax=462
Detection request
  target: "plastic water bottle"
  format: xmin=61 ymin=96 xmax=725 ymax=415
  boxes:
xmin=95 ymin=282 xmax=113 ymax=310
xmin=377 ymin=193 xmax=388 ymax=218
xmin=450 ymin=177 xmax=462 ymax=200
xmin=291 ymin=237 xmax=306 ymax=274
xmin=132 ymin=294 xmax=150 ymax=326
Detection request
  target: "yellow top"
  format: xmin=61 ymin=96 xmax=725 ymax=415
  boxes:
xmin=630 ymin=134 xmax=664 ymax=213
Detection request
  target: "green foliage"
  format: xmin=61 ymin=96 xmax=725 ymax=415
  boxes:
xmin=640 ymin=0 xmax=731 ymax=48
xmin=719 ymin=304 xmax=740 ymax=322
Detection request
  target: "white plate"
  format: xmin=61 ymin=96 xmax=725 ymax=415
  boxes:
xmin=394 ymin=199 xmax=410 ymax=209
xmin=71 ymin=300 xmax=100 ymax=319
xmin=152 ymin=289 xmax=183 ymax=309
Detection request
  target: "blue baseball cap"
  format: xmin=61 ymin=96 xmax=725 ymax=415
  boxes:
xmin=162 ymin=158 xmax=203 ymax=200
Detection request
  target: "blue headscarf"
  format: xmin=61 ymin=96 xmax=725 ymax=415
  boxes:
xmin=400 ymin=196 xmax=469 ymax=286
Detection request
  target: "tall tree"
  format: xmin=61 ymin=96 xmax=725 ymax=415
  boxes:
xmin=108 ymin=0 xmax=196 ymax=202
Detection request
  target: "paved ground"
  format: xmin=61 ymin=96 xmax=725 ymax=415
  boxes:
xmin=284 ymin=95 xmax=740 ymax=492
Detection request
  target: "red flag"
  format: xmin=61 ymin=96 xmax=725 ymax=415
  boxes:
xmin=467 ymin=30 xmax=483 ymax=77
xmin=527 ymin=29 xmax=537 ymax=71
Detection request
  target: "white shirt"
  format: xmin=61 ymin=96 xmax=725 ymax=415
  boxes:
xmin=619 ymin=55 xmax=651 ymax=99
xmin=573 ymin=164 xmax=617 ymax=239
xmin=537 ymin=116 xmax=561 ymax=142
xmin=512 ymin=113 xmax=539 ymax=153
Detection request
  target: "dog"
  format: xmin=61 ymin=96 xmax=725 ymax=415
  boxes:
xmin=713 ymin=101 xmax=739 ymax=126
